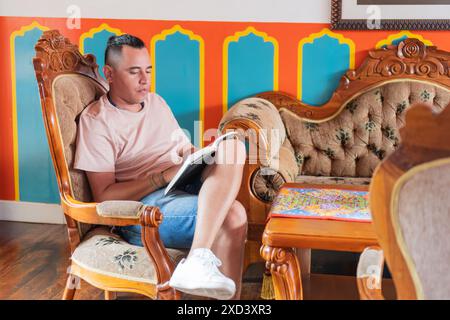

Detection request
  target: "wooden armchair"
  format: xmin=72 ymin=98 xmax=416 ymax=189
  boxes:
xmin=357 ymin=103 xmax=450 ymax=300
xmin=33 ymin=30 xmax=185 ymax=300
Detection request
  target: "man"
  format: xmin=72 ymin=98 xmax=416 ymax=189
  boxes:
xmin=74 ymin=34 xmax=247 ymax=300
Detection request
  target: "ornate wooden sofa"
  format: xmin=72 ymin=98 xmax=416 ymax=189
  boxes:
xmin=219 ymin=39 xmax=450 ymax=273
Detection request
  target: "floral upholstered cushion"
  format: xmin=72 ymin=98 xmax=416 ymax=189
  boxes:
xmin=269 ymin=186 xmax=371 ymax=222
xmin=71 ymin=227 xmax=186 ymax=284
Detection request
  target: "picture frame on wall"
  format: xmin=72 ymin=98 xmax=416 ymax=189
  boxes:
xmin=331 ymin=0 xmax=450 ymax=30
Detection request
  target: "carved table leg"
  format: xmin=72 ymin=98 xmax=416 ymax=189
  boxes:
xmin=295 ymin=248 xmax=311 ymax=279
xmin=261 ymin=245 xmax=303 ymax=300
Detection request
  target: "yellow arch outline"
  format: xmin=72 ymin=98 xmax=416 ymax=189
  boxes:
xmin=376 ymin=31 xmax=433 ymax=49
xmin=150 ymin=25 xmax=205 ymax=147
xmin=10 ymin=21 xmax=49 ymax=201
xmin=79 ymin=23 xmax=123 ymax=54
xmin=298 ymin=28 xmax=355 ymax=101
xmin=222 ymin=26 xmax=279 ymax=114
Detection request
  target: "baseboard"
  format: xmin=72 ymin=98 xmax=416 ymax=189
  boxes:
xmin=0 ymin=200 xmax=65 ymax=224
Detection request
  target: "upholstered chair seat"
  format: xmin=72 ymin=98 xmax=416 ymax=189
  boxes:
xmin=71 ymin=227 xmax=186 ymax=285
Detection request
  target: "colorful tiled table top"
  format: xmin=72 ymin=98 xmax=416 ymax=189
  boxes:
xmin=269 ymin=187 xmax=372 ymax=223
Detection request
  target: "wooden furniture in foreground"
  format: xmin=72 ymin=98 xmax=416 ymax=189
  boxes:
xmin=260 ymin=183 xmax=377 ymax=300
xmin=219 ymin=38 xmax=450 ymax=276
xmin=33 ymin=30 xmax=184 ymax=300
xmin=357 ymin=104 xmax=450 ymax=300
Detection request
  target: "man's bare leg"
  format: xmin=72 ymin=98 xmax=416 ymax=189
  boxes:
xmin=210 ymin=201 xmax=247 ymax=299
xmin=188 ymin=139 xmax=247 ymax=298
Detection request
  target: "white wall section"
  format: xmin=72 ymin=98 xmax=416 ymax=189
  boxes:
xmin=0 ymin=0 xmax=330 ymax=23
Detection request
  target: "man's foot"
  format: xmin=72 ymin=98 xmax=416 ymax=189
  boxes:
xmin=169 ymin=248 xmax=236 ymax=300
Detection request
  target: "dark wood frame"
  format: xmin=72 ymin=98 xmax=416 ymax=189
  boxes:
xmin=331 ymin=0 xmax=450 ymax=30
xmin=33 ymin=30 xmax=179 ymax=300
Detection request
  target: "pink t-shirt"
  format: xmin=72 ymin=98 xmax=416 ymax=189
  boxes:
xmin=74 ymin=92 xmax=192 ymax=182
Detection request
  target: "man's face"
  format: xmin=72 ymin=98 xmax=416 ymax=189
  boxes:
xmin=104 ymin=46 xmax=151 ymax=104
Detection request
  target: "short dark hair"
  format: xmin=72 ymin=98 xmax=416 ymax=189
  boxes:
xmin=105 ymin=34 xmax=145 ymax=66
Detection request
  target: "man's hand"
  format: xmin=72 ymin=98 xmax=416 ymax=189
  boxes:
xmin=162 ymin=164 xmax=183 ymax=184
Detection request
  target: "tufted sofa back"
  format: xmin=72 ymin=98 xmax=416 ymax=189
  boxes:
xmin=281 ymin=81 xmax=450 ymax=178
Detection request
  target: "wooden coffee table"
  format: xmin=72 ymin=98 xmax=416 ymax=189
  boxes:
xmin=260 ymin=183 xmax=378 ymax=300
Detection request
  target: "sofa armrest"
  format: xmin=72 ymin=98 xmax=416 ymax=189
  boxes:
xmin=251 ymin=139 xmax=300 ymax=202
xmin=219 ymin=97 xmax=287 ymax=167
xmin=356 ymin=246 xmax=385 ymax=300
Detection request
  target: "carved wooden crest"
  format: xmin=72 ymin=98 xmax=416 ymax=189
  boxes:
xmin=33 ymin=30 xmax=107 ymax=95
xmin=346 ymin=38 xmax=450 ymax=83
xmin=257 ymin=39 xmax=450 ymax=121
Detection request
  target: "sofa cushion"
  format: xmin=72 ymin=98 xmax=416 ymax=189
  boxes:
xmin=281 ymin=81 xmax=450 ymax=178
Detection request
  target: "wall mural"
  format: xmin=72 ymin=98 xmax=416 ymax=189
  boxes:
xmin=223 ymin=27 xmax=278 ymax=112
xmin=11 ymin=22 xmax=59 ymax=203
xmin=151 ymin=25 xmax=204 ymax=147
xmin=1 ymin=17 xmax=446 ymax=203
xmin=298 ymin=28 xmax=354 ymax=106
xmin=80 ymin=24 xmax=123 ymax=78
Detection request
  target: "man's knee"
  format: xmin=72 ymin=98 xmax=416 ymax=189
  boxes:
xmin=216 ymin=138 xmax=246 ymax=166
xmin=223 ymin=201 xmax=248 ymax=233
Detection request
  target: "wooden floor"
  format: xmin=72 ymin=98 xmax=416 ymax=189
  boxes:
xmin=0 ymin=221 xmax=396 ymax=300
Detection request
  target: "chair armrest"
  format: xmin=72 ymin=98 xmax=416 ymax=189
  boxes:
xmin=61 ymin=194 xmax=142 ymax=226
xmin=140 ymin=205 xmax=180 ymax=299
xmin=356 ymin=246 xmax=385 ymax=300
xmin=96 ymin=200 xmax=145 ymax=218
xmin=219 ymin=97 xmax=287 ymax=167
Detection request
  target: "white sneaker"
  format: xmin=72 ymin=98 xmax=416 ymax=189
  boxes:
xmin=169 ymin=248 xmax=236 ymax=300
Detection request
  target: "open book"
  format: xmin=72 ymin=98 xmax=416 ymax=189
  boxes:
xmin=164 ymin=131 xmax=239 ymax=195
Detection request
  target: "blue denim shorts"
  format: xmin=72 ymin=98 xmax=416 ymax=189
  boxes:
xmin=118 ymin=175 xmax=203 ymax=249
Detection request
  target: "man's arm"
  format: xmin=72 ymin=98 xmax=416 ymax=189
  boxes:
xmin=87 ymin=169 xmax=177 ymax=202
xmin=179 ymin=143 xmax=198 ymax=160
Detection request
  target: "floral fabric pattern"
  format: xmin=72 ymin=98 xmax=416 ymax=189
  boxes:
xmin=114 ymin=249 xmax=138 ymax=270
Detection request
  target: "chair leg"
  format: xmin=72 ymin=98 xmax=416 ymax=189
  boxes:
xmin=104 ymin=291 xmax=117 ymax=300
xmin=62 ymin=274 xmax=79 ymax=300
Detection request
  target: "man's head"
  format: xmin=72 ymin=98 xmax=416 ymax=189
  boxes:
xmin=103 ymin=34 xmax=151 ymax=105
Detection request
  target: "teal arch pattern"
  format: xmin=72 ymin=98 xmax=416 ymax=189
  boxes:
xmin=82 ymin=29 xmax=117 ymax=78
xmin=301 ymin=35 xmax=351 ymax=106
xmin=380 ymin=35 xmax=408 ymax=48
xmin=14 ymin=27 xmax=59 ymax=203
xmin=227 ymin=33 xmax=275 ymax=109
xmin=154 ymin=32 xmax=200 ymax=145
